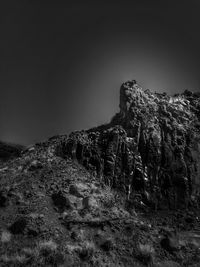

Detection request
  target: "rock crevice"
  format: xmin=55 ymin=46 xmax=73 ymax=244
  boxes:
xmin=58 ymin=80 xmax=200 ymax=209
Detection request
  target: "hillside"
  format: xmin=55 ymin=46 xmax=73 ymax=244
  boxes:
xmin=0 ymin=142 xmax=25 ymax=162
xmin=0 ymin=80 xmax=200 ymax=266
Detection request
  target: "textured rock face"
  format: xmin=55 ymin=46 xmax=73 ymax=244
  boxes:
xmin=59 ymin=80 xmax=200 ymax=209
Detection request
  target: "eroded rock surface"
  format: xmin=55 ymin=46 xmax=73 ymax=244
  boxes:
xmin=58 ymin=80 xmax=200 ymax=210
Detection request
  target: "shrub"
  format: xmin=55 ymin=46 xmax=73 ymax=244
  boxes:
xmin=38 ymin=239 xmax=65 ymax=266
xmin=77 ymin=241 xmax=95 ymax=260
xmin=135 ymin=243 xmax=154 ymax=265
xmin=0 ymin=230 xmax=11 ymax=243
xmin=100 ymin=238 xmax=114 ymax=252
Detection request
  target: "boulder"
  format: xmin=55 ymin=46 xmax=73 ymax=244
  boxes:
xmin=28 ymin=160 xmax=43 ymax=171
xmin=100 ymin=238 xmax=114 ymax=251
xmin=69 ymin=184 xmax=83 ymax=198
xmin=9 ymin=217 xmax=28 ymax=234
xmin=160 ymin=234 xmax=180 ymax=253
xmin=82 ymin=196 xmax=98 ymax=210
xmin=52 ymin=191 xmax=72 ymax=211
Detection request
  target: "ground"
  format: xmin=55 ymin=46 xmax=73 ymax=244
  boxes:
xmin=0 ymin=139 xmax=200 ymax=267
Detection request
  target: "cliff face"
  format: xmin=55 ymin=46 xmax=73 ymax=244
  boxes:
xmin=59 ymin=80 xmax=200 ymax=209
xmin=1 ymin=80 xmax=200 ymax=267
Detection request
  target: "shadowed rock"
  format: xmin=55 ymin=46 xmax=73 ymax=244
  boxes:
xmin=0 ymin=191 xmax=7 ymax=207
xmin=57 ymin=80 xmax=200 ymax=210
xmin=9 ymin=217 xmax=28 ymax=235
xmin=52 ymin=191 xmax=72 ymax=211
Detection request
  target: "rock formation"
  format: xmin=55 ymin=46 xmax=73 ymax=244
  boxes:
xmin=58 ymin=80 xmax=200 ymax=209
xmin=1 ymin=80 xmax=200 ymax=267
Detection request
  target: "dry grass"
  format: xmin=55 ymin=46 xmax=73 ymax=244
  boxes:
xmin=0 ymin=230 xmax=11 ymax=243
xmin=0 ymin=239 xmax=65 ymax=266
xmin=101 ymin=186 xmax=116 ymax=208
xmin=37 ymin=239 xmax=65 ymax=266
xmin=1 ymin=253 xmax=28 ymax=265
xmin=38 ymin=239 xmax=58 ymax=251
xmin=135 ymin=243 xmax=155 ymax=266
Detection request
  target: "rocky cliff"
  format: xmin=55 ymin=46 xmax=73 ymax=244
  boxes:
xmin=58 ymin=80 xmax=200 ymax=210
xmin=1 ymin=80 xmax=200 ymax=267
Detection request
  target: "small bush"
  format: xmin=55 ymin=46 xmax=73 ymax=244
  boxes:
xmin=101 ymin=187 xmax=115 ymax=208
xmin=39 ymin=240 xmax=57 ymax=260
xmin=135 ymin=243 xmax=154 ymax=265
xmin=44 ymin=251 xmax=65 ymax=266
xmin=100 ymin=238 xmax=114 ymax=252
xmin=77 ymin=241 xmax=95 ymax=260
xmin=38 ymin=239 xmax=65 ymax=265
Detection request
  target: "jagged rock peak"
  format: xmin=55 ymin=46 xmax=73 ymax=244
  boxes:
xmin=118 ymin=79 xmax=199 ymax=129
xmin=120 ymin=79 xmax=144 ymax=114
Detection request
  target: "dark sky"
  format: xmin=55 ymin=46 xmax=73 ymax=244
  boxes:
xmin=0 ymin=0 xmax=200 ymax=145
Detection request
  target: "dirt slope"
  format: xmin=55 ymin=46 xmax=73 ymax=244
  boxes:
xmin=0 ymin=137 xmax=199 ymax=267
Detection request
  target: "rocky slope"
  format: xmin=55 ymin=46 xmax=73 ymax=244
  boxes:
xmin=0 ymin=80 xmax=200 ymax=266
